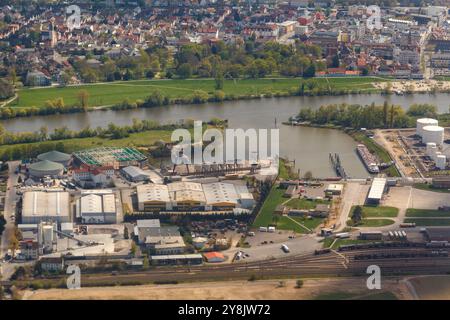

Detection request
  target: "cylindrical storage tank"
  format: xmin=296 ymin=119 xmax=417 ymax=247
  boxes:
xmin=436 ymin=155 xmax=447 ymax=170
xmin=37 ymin=150 xmax=71 ymax=167
xmin=417 ymin=118 xmax=438 ymax=137
xmin=28 ymin=160 xmax=64 ymax=178
xmin=426 ymin=142 xmax=437 ymax=156
xmin=431 ymin=146 xmax=438 ymax=159
xmin=422 ymin=125 xmax=444 ymax=146
xmin=434 ymin=151 xmax=442 ymax=162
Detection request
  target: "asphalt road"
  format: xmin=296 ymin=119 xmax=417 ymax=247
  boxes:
xmin=0 ymin=161 xmax=20 ymax=280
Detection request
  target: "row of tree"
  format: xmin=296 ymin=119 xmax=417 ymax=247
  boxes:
xmin=0 ymin=118 xmax=199 ymax=147
xmin=294 ymin=102 xmax=440 ymax=129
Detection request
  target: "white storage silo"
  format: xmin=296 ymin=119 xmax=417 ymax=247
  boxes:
xmin=42 ymin=225 xmax=54 ymax=246
xmin=436 ymin=155 xmax=447 ymax=170
xmin=422 ymin=125 xmax=444 ymax=146
xmin=430 ymin=145 xmax=438 ymax=159
xmin=426 ymin=142 xmax=437 ymax=157
xmin=417 ymin=118 xmax=438 ymax=137
xmin=434 ymin=151 xmax=442 ymax=162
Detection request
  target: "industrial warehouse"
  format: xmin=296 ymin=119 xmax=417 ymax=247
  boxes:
xmin=137 ymin=181 xmax=255 ymax=212
xmin=76 ymin=190 xmax=118 ymax=224
xmin=22 ymin=190 xmax=71 ymax=224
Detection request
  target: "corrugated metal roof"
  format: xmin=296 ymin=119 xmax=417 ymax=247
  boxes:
xmin=367 ymin=178 xmax=387 ymax=200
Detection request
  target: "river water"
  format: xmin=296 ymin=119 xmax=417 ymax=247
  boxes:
xmin=2 ymin=93 xmax=450 ymax=178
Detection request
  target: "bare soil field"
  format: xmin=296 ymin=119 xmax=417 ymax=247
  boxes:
xmin=21 ymin=277 xmax=411 ymax=300
xmin=407 ymin=276 xmax=450 ymax=300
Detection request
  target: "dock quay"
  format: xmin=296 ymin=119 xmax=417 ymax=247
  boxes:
xmin=329 ymin=153 xmax=347 ymax=179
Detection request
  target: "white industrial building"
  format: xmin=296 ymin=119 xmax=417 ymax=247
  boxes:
xmin=76 ymin=190 xmax=117 ymax=224
xmin=145 ymin=234 xmax=186 ymax=255
xmin=134 ymin=219 xmax=161 ymax=244
xmin=133 ymin=219 xmax=185 ymax=255
xmin=137 ymin=184 xmax=172 ymax=212
xmin=136 ymin=182 xmax=255 ymax=212
xmin=203 ymin=182 xmax=239 ymax=210
xmin=22 ymin=191 xmax=71 ymax=224
xmin=366 ymin=178 xmax=387 ymax=204
xmin=121 ymin=166 xmax=151 ymax=182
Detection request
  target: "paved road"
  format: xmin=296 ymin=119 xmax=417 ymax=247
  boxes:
xmin=0 ymin=161 xmax=19 ymax=280
xmin=336 ymin=182 xmax=368 ymax=232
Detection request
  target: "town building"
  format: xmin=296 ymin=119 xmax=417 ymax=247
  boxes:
xmin=39 ymin=256 xmax=65 ymax=272
xmin=150 ymin=254 xmax=203 ymax=266
xmin=203 ymin=251 xmax=226 ymax=263
xmin=73 ymin=165 xmax=115 ymax=189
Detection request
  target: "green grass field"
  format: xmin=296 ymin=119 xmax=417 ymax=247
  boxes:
xmin=276 ymin=216 xmax=310 ymax=233
xmin=0 ymin=130 xmax=173 ymax=156
xmin=351 ymin=205 xmax=399 ymax=218
xmin=406 ymin=208 xmax=450 ymax=217
xmin=9 ymin=77 xmax=383 ymax=109
xmin=252 ymin=185 xmax=324 ymax=233
xmin=290 ymin=216 xmax=324 ymax=230
xmin=404 ymin=218 xmax=450 ymax=226
xmin=252 ymin=186 xmax=285 ymax=228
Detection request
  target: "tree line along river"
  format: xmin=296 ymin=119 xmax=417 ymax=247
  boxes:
xmin=2 ymin=93 xmax=449 ymax=178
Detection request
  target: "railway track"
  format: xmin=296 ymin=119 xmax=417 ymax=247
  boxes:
xmin=8 ymin=247 xmax=450 ymax=287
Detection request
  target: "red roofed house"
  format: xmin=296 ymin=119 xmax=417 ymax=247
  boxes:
xmin=203 ymin=251 xmax=226 ymax=263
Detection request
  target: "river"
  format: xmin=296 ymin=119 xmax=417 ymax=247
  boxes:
xmin=2 ymin=93 xmax=450 ymax=178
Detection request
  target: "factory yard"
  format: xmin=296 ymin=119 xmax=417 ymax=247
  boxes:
xmin=374 ymin=126 xmax=450 ymax=178
xmin=21 ymin=277 xmax=409 ymax=300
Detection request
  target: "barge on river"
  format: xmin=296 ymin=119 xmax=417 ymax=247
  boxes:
xmin=356 ymin=144 xmax=380 ymax=174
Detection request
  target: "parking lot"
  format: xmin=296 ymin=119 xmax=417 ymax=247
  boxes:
xmin=234 ymin=233 xmax=322 ymax=262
